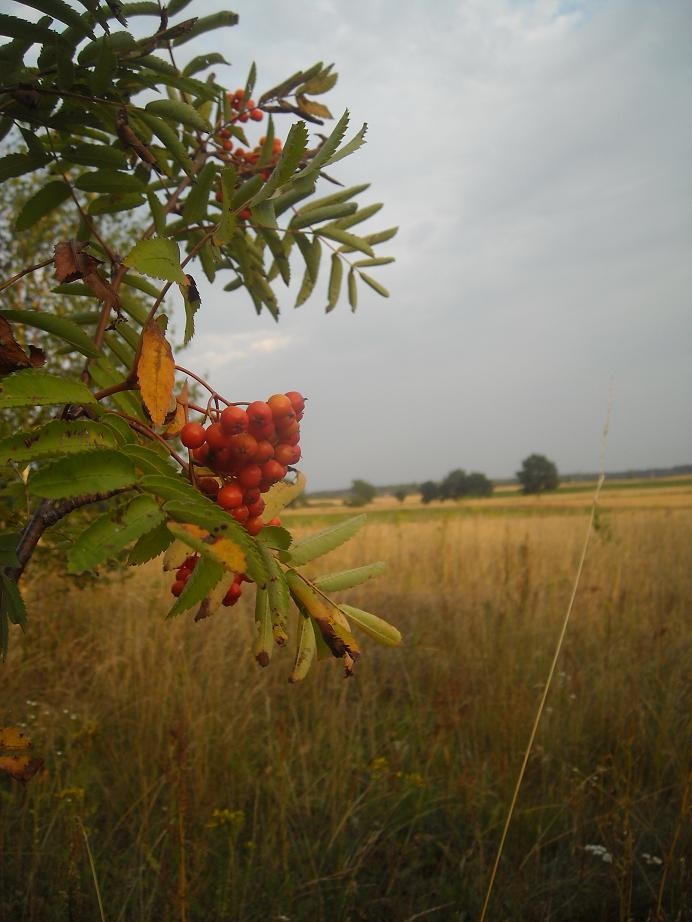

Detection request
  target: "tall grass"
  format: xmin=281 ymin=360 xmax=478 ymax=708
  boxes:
xmin=1 ymin=507 xmax=690 ymax=920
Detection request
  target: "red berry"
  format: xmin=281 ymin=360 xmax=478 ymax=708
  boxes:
xmin=267 ymin=393 xmax=295 ymax=420
xmin=253 ymin=439 xmax=274 ymax=463
xmin=261 ymin=460 xmax=287 ymax=484
xmin=231 ymin=504 xmax=250 ymax=523
xmin=180 ymin=421 xmax=207 ymax=449
xmin=239 ymin=207 xmax=252 ymax=220
xmin=230 ymin=432 xmax=258 ymax=461
xmin=243 ymin=488 xmax=261 ymax=505
xmin=245 ymin=516 xmax=263 ymax=536
xmin=217 ymin=482 xmax=244 ymax=509
xmin=191 ymin=443 xmax=210 ymax=465
xmin=267 ymin=517 xmax=282 ymax=527
xmin=250 ymin=109 xmax=263 ymax=121
xmin=171 ymin=580 xmax=186 ymax=597
xmin=247 ymin=99 xmax=256 ymax=110
xmin=276 ymin=417 xmax=299 ymax=440
xmin=205 ymin=423 xmax=229 ymax=452
xmin=220 ymin=405 xmax=249 ymax=435
xmin=247 ymin=401 xmax=272 ymax=428
xmin=222 ymin=582 xmax=243 ymax=606
xmin=274 ymin=443 xmax=301 ymax=466
xmin=239 ymin=112 xmax=249 ymax=123
xmin=285 ymin=391 xmax=306 ymax=415
xmin=237 ymin=463 xmax=262 ymax=489
xmin=247 ymin=498 xmax=265 ymax=518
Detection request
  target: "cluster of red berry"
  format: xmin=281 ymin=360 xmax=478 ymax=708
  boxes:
xmin=215 ymin=134 xmax=284 ymax=220
xmin=227 ymin=88 xmax=263 ymax=123
xmin=171 ymin=555 xmax=250 ymax=607
xmin=180 ymin=391 xmax=305 ymax=537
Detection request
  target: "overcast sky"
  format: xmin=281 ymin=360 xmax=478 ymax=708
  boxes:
xmin=13 ymin=0 xmax=692 ymax=490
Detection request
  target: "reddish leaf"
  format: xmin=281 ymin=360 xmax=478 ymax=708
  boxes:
xmin=0 ymin=316 xmax=45 ymax=376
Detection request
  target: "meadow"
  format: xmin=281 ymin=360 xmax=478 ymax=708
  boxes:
xmin=1 ymin=480 xmax=690 ymax=921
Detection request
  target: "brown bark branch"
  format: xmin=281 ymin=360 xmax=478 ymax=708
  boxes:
xmin=10 ymin=489 xmax=131 ymax=583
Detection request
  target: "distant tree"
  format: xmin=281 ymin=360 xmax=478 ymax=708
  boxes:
xmin=465 ymin=472 xmax=494 ymax=497
xmin=393 ymin=488 xmax=407 ymax=503
xmin=517 ymin=454 xmax=560 ymax=494
xmin=420 ymin=481 xmax=440 ymax=504
xmin=346 ymin=479 xmax=377 ymax=507
xmin=440 ymin=469 xmax=468 ymax=500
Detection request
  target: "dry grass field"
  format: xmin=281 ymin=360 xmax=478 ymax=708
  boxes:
xmin=1 ymin=481 xmax=691 ymax=921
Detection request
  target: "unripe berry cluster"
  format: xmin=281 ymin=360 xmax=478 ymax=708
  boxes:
xmin=170 ymin=555 xmax=251 ymax=607
xmin=180 ymin=391 xmax=305 ymax=537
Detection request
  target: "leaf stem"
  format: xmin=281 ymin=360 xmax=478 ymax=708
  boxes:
xmin=0 ymin=257 xmax=54 ymax=294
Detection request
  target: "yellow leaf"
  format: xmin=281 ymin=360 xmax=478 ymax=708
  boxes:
xmin=263 ymin=471 xmax=306 ymax=521
xmin=207 ymin=536 xmax=246 ymax=573
xmin=172 ymin=524 xmax=246 ymax=575
xmin=194 ymin=574 xmax=235 ymax=621
xmin=0 ymin=754 xmax=44 ymax=783
xmin=163 ymin=538 xmax=193 ymax=571
xmin=297 ymin=95 xmax=333 ymax=119
xmin=137 ymin=320 xmax=175 ymax=426
xmin=0 ymin=726 xmax=32 ymax=750
xmin=164 ymin=395 xmax=186 ymax=438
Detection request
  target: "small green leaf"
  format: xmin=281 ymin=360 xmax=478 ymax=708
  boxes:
xmin=88 ymin=193 xmax=146 ymax=215
xmin=289 ymin=615 xmax=316 ymax=683
xmin=314 ymin=561 xmax=386 ymax=592
xmin=0 ymin=370 xmax=96 ymax=409
xmin=0 ymin=420 xmax=118 ymax=464
xmin=14 ymin=181 xmax=71 ymax=231
xmin=29 ymin=449 xmax=137 ymax=499
xmin=347 ymin=269 xmax=357 ymax=312
xmin=254 ymin=586 xmax=273 ymax=666
xmin=182 ymin=52 xmax=228 ymax=76
xmin=145 ymin=98 xmax=211 ymax=133
xmin=291 ymin=201 xmax=356 ymax=229
xmin=123 ymin=238 xmax=185 ymax=283
xmin=167 ymin=552 xmax=224 ymax=617
xmin=182 ymin=161 xmax=217 ymax=224
xmin=75 ymin=170 xmax=146 ymax=194
xmin=359 ymin=272 xmax=389 ymax=298
xmin=67 ymin=494 xmax=164 ymax=573
xmin=0 ymin=13 xmax=62 ymax=46
xmin=147 ymin=191 xmax=166 ymax=236
xmin=0 ymin=151 xmax=49 ymax=182
xmin=249 ymin=120 xmax=308 ymax=205
xmin=283 ymin=514 xmax=366 ymax=567
xmin=0 ymin=309 xmax=101 ymax=357
xmin=128 ymin=522 xmax=174 ymax=565
xmin=319 ymin=227 xmax=374 ymax=257
xmin=326 ymin=253 xmax=343 ymax=312
xmin=171 ymin=10 xmax=239 ymax=46
xmin=0 ymin=572 xmax=27 ymax=631
xmin=340 ymin=604 xmax=402 ymax=647
xmin=327 ymin=123 xmax=368 ymax=166
xmin=120 ymin=443 xmax=176 ymax=476
xmin=134 ymin=111 xmax=193 ymax=176
xmin=300 ymin=183 xmax=370 ymax=214
xmin=296 ymin=109 xmax=349 ymax=178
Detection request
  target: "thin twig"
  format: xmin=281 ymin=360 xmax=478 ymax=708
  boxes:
xmin=478 ymin=389 xmax=613 ymax=922
xmin=0 ymin=257 xmax=54 ymax=294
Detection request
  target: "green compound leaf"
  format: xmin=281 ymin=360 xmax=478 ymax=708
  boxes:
xmin=340 ymin=604 xmax=402 ymax=647
xmin=123 ymin=238 xmax=186 ymax=283
xmin=166 ymin=552 xmax=224 ymax=618
xmin=319 ymin=227 xmax=374 ymax=258
xmin=67 ymin=494 xmax=164 ymax=573
xmin=0 ymin=420 xmax=118 ymax=464
xmin=314 ymin=561 xmax=386 ymax=592
xmin=0 ymin=309 xmax=101 ymax=358
xmin=61 ymin=145 xmax=128 ymax=171
xmin=120 ymin=443 xmax=176 ymax=476
xmin=29 ymin=449 xmax=137 ymax=499
xmin=254 ymin=586 xmax=273 ymax=667
xmin=127 ymin=522 xmax=174 ymax=565
xmin=282 ymin=514 xmax=366 ymax=567
xmin=0 ymin=370 xmax=96 ymax=409
xmin=14 ymin=181 xmax=71 ymax=232
xmin=181 ymin=160 xmax=217 ymax=224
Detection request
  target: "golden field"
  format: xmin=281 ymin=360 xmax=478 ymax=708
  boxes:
xmin=1 ymin=481 xmax=690 ymax=921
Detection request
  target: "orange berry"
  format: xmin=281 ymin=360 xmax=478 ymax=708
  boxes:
xmin=250 ymin=109 xmax=263 ymax=121
xmin=285 ymin=391 xmax=306 ymax=415
xmin=245 ymin=515 xmax=263 ymax=536
xmin=237 ymin=463 xmax=262 ymax=490
xmin=220 ymin=405 xmax=249 ymax=435
xmin=180 ymin=421 xmax=207 ymax=449
xmin=217 ymin=482 xmax=244 ymax=510
xmin=267 ymin=393 xmax=295 ymax=420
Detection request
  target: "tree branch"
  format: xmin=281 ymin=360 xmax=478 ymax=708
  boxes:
xmin=10 ymin=489 xmax=131 ymax=583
